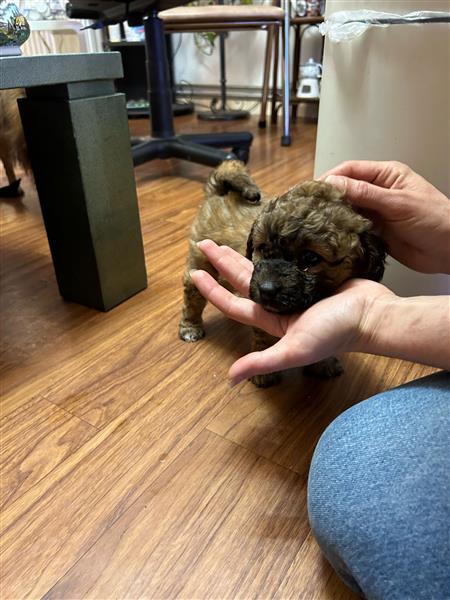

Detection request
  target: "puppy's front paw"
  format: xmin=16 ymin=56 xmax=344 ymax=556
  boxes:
xmin=179 ymin=323 xmax=205 ymax=342
xmin=250 ymin=372 xmax=282 ymax=388
xmin=304 ymin=357 xmax=344 ymax=379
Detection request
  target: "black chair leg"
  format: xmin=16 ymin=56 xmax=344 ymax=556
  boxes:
xmin=131 ymin=9 xmax=253 ymax=167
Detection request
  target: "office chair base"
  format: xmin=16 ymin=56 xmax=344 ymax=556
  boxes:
xmin=197 ymin=109 xmax=250 ymax=122
xmin=132 ymin=131 xmax=253 ymax=167
xmin=173 ymin=102 xmax=195 ymax=116
xmin=127 ymin=102 xmax=194 ymax=119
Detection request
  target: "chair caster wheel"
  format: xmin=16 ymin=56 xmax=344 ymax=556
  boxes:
xmin=232 ymin=146 xmax=250 ymax=163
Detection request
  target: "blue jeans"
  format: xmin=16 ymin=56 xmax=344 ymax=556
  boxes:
xmin=308 ymin=371 xmax=450 ymax=600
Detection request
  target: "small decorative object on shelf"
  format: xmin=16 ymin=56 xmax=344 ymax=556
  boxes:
xmin=294 ymin=1 xmax=307 ymax=17
xmin=297 ymin=57 xmax=322 ymax=99
xmin=0 ymin=2 xmax=30 ymax=55
xmin=306 ymin=0 xmax=321 ymax=17
xmin=295 ymin=0 xmax=325 ymax=17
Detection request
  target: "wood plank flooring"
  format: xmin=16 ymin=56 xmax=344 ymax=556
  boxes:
xmin=0 ymin=115 xmax=435 ymax=599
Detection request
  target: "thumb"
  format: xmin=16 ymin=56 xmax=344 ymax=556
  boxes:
xmin=229 ymin=337 xmax=310 ymax=386
xmin=325 ymin=175 xmax=387 ymax=210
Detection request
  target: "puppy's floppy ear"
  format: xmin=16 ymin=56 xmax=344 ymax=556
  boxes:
xmin=246 ymin=222 xmax=256 ymax=260
xmin=357 ymin=230 xmax=387 ymax=282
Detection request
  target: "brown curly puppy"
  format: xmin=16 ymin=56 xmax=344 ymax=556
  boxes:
xmin=0 ymin=89 xmax=28 ymax=196
xmin=179 ymin=161 xmax=386 ymax=387
xmin=179 ymin=160 xmax=263 ymax=342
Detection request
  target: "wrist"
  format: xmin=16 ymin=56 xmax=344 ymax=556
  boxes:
xmin=354 ymin=294 xmax=401 ymax=355
xmin=354 ymin=294 xmax=450 ymax=370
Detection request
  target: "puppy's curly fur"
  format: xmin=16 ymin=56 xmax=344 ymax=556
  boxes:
xmin=0 ymin=89 xmax=28 ymax=195
xmin=179 ymin=161 xmax=386 ymax=387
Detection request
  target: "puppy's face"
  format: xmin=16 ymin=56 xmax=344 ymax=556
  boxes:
xmin=247 ymin=181 xmax=386 ymax=314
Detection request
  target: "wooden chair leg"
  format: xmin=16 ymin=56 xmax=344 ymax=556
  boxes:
xmin=291 ymin=24 xmax=301 ymax=123
xmin=270 ymin=23 xmax=279 ymax=124
xmin=258 ymin=24 xmax=275 ymax=129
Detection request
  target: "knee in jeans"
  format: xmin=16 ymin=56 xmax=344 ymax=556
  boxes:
xmin=306 ymin=408 xmax=374 ymax=595
xmin=307 ymin=413 xmax=354 ymax=538
xmin=306 ymin=402 xmax=377 ymax=546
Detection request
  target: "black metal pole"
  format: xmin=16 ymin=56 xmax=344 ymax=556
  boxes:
xmin=143 ymin=9 xmax=175 ymax=138
xmin=219 ymin=32 xmax=227 ymax=110
xmin=197 ymin=0 xmax=249 ymax=122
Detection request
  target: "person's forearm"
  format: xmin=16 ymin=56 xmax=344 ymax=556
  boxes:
xmin=357 ymin=295 xmax=450 ymax=370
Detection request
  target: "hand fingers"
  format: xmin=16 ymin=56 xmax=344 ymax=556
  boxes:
xmin=228 ymin=337 xmax=311 ymax=386
xmin=197 ymin=239 xmax=253 ymax=274
xmin=319 ymin=160 xmax=383 ymax=183
xmin=319 ymin=160 xmax=407 ymax=186
xmin=322 ymin=174 xmax=397 ymax=213
xmin=190 ymin=270 xmax=282 ymax=337
xmin=196 ymin=239 xmax=253 ymax=296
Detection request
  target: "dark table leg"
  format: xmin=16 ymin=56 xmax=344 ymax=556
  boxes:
xmin=18 ymin=81 xmax=147 ymax=311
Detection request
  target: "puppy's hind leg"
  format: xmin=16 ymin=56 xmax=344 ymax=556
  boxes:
xmin=2 ymin=155 xmax=16 ymax=185
xmin=249 ymin=327 xmax=282 ymax=388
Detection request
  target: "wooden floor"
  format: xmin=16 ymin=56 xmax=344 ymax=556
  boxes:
xmin=0 ymin=114 xmax=435 ymax=600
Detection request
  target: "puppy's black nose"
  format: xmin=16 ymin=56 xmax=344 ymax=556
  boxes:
xmin=258 ymin=281 xmax=281 ymax=302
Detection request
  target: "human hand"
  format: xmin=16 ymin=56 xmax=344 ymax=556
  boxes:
xmin=190 ymin=240 xmax=395 ymax=385
xmin=320 ymin=161 xmax=450 ymax=274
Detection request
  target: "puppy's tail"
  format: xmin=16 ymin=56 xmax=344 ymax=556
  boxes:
xmin=206 ymin=160 xmax=261 ymax=204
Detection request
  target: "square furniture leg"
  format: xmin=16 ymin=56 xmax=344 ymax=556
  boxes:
xmin=19 ymin=82 xmax=147 ymax=311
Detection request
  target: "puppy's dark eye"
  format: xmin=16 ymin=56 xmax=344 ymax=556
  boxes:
xmin=256 ymin=243 xmax=267 ymax=255
xmin=300 ymin=250 xmax=322 ymax=268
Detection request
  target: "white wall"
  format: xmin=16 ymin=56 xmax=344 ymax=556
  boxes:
xmin=315 ymin=0 xmax=450 ymax=295
xmin=172 ymin=24 xmax=323 ymax=113
xmin=174 ymin=30 xmax=271 ymax=88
